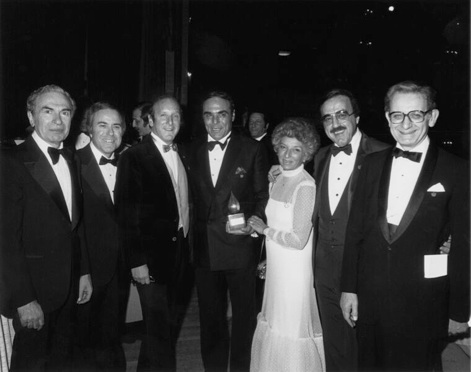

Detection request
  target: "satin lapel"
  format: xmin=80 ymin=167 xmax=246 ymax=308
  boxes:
xmin=377 ymin=153 xmax=393 ymax=242
xmin=81 ymin=147 xmax=115 ymax=216
xmin=23 ymin=138 xmax=70 ymax=223
xmin=313 ymin=149 xmax=331 ymax=224
xmin=391 ymin=144 xmax=438 ymax=242
xmin=65 ymin=148 xmax=81 ymax=229
xmin=144 ymin=139 xmax=178 ymax=207
xmin=197 ymin=140 xmax=214 ymax=192
xmin=214 ymin=136 xmax=240 ymax=192
xmin=347 ymin=139 xmax=367 ymax=215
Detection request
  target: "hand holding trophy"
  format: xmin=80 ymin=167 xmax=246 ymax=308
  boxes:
xmin=226 ymin=192 xmax=254 ymax=235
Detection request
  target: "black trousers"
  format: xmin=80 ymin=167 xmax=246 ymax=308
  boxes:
xmin=195 ymin=266 xmax=256 ymax=372
xmin=315 ymin=278 xmax=358 ymax=371
xmin=357 ymin=322 xmax=444 ymax=372
xmin=136 ymin=231 xmax=190 ymax=372
xmin=315 ymin=242 xmax=358 ymax=371
xmin=76 ymin=271 xmax=126 ymax=371
xmin=10 ymin=289 xmax=77 ymax=371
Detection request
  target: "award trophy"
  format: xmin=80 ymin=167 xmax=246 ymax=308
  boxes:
xmin=227 ymin=192 xmax=246 ymax=232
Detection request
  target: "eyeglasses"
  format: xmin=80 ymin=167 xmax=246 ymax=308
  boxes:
xmin=388 ymin=110 xmax=432 ymax=124
xmin=321 ymin=110 xmax=355 ymax=125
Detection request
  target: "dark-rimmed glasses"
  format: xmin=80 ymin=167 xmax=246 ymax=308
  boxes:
xmin=321 ymin=110 xmax=355 ymax=125
xmin=388 ymin=110 xmax=432 ymax=124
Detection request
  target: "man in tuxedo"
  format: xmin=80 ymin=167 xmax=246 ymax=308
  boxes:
xmin=340 ymin=81 xmax=470 ymax=371
xmin=187 ymin=91 xmax=269 ymax=371
xmin=115 ymin=95 xmax=190 ymax=371
xmin=248 ymin=110 xmax=278 ymax=165
xmin=0 ymin=84 xmax=92 ymax=370
xmin=313 ymin=88 xmax=388 ymax=371
xmin=132 ymin=102 xmax=152 ymax=141
xmin=76 ymin=102 xmax=126 ymax=370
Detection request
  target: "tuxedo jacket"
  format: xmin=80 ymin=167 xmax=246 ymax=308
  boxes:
xmin=340 ymin=143 xmax=470 ymax=339
xmin=115 ymin=135 xmax=189 ymax=284
xmin=0 ymin=137 xmax=89 ymax=318
xmin=312 ymin=133 xmax=388 ymax=276
xmin=77 ymin=145 xmax=120 ymax=287
xmin=258 ymin=133 xmax=278 ymax=165
xmin=187 ymin=133 xmax=269 ymax=270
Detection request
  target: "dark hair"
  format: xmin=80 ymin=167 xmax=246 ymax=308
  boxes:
xmin=133 ymin=101 xmax=151 ymax=113
xmin=319 ymin=88 xmax=360 ymax=118
xmin=27 ymin=84 xmax=76 ymax=116
xmin=81 ymin=102 xmax=126 ymax=134
xmin=272 ymin=117 xmax=320 ymax=162
xmin=202 ymin=91 xmax=235 ymax=113
xmin=140 ymin=103 xmax=154 ymax=127
xmin=384 ymin=81 xmax=437 ymax=112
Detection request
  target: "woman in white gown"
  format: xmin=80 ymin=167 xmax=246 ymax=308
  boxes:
xmin=248 ymin=118 xmax=325 ymax=372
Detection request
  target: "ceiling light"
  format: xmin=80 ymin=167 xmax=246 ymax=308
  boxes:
xmin=278 ymin=51 xmax=291 ymax=57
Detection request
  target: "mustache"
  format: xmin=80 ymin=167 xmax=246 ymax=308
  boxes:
xmin=330 ymin=126 xmax=347 ymax=134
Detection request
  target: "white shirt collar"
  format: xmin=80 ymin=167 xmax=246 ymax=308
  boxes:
xmin=32 ymin=131 xmax=64 ymax=163
xmin=395 ymin=136 xmax=430 ymax=154
xmin=254 ymin=132 xmax=267 ymax=142
xmin=207 ymin=131 xmax=231 ymax=144
xmin=90 ymin=142 xmax=115 ymax=163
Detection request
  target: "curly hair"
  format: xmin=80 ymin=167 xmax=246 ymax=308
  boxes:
xmin=271 ymin=117 xmax=320 ymax=162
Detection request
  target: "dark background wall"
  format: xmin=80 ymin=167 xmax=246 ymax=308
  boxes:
xmin=1 ymin=0 xmax=470 ymax=156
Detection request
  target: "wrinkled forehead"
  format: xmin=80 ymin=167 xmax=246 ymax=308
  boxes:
xmin=389 ymin=92 xmax=428 ymax=111
xmin=34 ymin=91 xmax=73 ymax=112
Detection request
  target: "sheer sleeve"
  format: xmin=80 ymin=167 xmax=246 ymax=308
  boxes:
xmin=265 ymin=182 xmax=315 ymax=250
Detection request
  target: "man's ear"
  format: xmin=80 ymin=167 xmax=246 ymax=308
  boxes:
xmin=148 ymin=115 xmax=154 ymax=127
xmin=232 ymin=110 xmax=236 ymax=123
xmin=428 ymin=109 xmax=439 ymax=128
xmin=27 ymin=111 xmax=35 ymax=127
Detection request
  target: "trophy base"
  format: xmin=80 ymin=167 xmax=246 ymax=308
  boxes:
xmin=228 ymin=213 xmax=246 ymax=231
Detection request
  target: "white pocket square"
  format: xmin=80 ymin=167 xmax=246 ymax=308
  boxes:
xmin=427 ymin=183 xmax=445 ymax=192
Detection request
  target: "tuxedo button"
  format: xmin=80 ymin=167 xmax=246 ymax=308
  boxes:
xmin=172 ymin=237 xmax=177 ymax=242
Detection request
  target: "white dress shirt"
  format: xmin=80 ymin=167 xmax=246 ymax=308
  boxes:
xmin=90 ymin=143 xmax=117 ymax=203
xmin=32 ymin=131 xmax=72 ymax=219
xmin=208 ymin=132 xmax=231 ymax=186
xmin=328 ymin=129 xmax=362 ymax=214
xmin=151 ymin=132 xmax=179 ymax=184
xmin=387 ymin=137 xmax=430 ymax=226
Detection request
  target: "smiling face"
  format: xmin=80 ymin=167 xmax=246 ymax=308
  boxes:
xmin=203 ymin=97 xmax=235 ymax=141
xmin=248 ymin=112 xmax=268 ymax=139
xmin=320 ymin=95 xmax=359 ymax=147
xmin=27 ymin=91 xmax=73 ymax=148
xmin=386 ymin=92 xmax=438 ymax=150
xmin=150 ymin=98 xmax=181 ymax=144
xmin=90 ymin=108 xmax=123 ymax=157
xmin=276 ymin=136 xmax=307 ymax=171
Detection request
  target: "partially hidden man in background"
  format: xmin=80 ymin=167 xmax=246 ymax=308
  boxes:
xmin=115 ymin=95 xmax=191 ymax=372
xmin=341 ymin=81 xmax=470 ymax=371
xmin=0 ymin=85 xmax=93 ymax=370
xmin=187 ymin=91 xmax=269 ymax=371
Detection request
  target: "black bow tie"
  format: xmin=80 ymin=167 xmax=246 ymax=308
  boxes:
xmin=208 ymin=138 xmax=230 ymax=151
xmin=392 ymin=148 xmax=422 ymax=163
xmin=99 ymin=156 xmax=118 ymax=166
xmin=48 ymin=147 xmax=66 ymax=165
xmin=163 ymin=143 xmax=177 ymax=152
xmin=331 ymin=144 xmax=352 ymax=157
